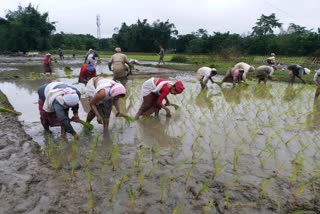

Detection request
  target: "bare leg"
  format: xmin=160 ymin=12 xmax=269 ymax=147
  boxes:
xmin=86 ymin=110 xmax=96 ymax=123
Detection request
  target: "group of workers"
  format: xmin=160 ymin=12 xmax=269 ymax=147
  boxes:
xmin=39 ymin=50 xmax=319 ymax=140
xmin=38 ymin=47 xmax=185 ymax=140
xmin=196 ymin=53 xmax=314 ymax=89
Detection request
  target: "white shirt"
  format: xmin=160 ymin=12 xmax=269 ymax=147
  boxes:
xmin=196 ymin=67 xmax=213 ymax=83
xmin=234 ymin=62 xmax=252 ymax=80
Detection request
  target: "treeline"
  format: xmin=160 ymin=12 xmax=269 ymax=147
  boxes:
xmin=0 ymin=4 xmax=319 ymax=56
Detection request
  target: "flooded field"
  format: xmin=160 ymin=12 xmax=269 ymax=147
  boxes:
xmin=1 ymin=56 xmax=320 ymax=213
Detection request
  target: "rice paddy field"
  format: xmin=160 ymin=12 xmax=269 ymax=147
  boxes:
xmin=0 ymin=55 xmax=320 ymax=213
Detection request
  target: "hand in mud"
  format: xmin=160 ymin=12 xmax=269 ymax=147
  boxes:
xmin=165 ymin=108 xmax=172 ymax=117
xmin=72 ymin=133 xmax=79 ymax=140
xmin=97 ymin=116 xmax=103 ymax=124
xmin=71 ymin=115 xmax=80 ymax=122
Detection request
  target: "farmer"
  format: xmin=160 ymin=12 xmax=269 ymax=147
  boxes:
xmin=287 ymin=64 xmax=311 ymax=84
xmin=222 ymin=68 xmax=245 ymax=87
xmin=196 ymin=67 xmax=217 ymax=89
xmin=158 ymin=46 xmax=165 ymax=65
xmin=43 ymin=53 xmax=52 ymax=75
xmin=126 ymin=59 xmax=141 ymax=75
xmin=313 ymin=69 xmax=320 ymax=98
xmin=37 ymin=82 xmax=81 ymax=140
xmin=78 ymin=63 xmax=96 ymax=85
xmin=85 ymin=49 xmax=99 ymax=67
xmin=255 ymin=65 xmax=274 ymax=84
xmin=234 ymin=62 xmax=255 ymax=81
xmin=86 ymin=77 xmax=126 ymax=129
xmin=57 ymin=48 xmax=64 ymax=60
xmin=108 ymin=47 xmax=131 ymax=85
xmin=266 ymin=53 xmax=276 ymax=65
xmin=135 ymin=77 xmax=185 ymax=119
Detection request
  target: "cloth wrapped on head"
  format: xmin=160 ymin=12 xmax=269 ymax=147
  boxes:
xmin=304 ymin=68 xmax=311 ymax=75
xmin=63 ymin=88 xmax=79 ymax=107
xmin=174 ymin=81 xmax=185 ymax=94
xmin=110 ymin=83 xmax=126 ymax=97
xmin=316 ymin=69 xmax=320 ymax=76
xmin=87 ymin=64 xmax=94 ymax=72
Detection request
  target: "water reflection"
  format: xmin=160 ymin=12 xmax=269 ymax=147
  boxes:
xmin=222 ymin=87 xmax=243 ymax=104
xmin=137 ymin=117 xmax=180 ymax=147
xmin=305 ymin=98 xmax=320 ymax=131
xmin=195 ymin=88 xmax=215 ymax=109
xmin=253 ymin=84 xmax=273 ymax=99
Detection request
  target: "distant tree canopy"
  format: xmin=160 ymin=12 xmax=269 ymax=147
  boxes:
xmin=0 ymin=3 xmax=55 ymax=52
xmin=0 ymin=4 xmax=319 ymax=56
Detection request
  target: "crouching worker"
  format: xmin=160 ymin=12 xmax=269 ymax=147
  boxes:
xmin=196 ymin=67 xmax=217 ymax=90
xmin=255 ymin=65 xmax=274 ymax=84
xmin=86 ymin=77 xmax=126 ymax=129
xmin=222 ymin=68 xmax=244 ymax=87
xmin=234 ymin=62 xmax=255 ymax=81
xmin=287 ymin=64 xmax=311 ymax=84
xmin=313 ymin=69 xmax=320 ymax=98
xmin=38 ymin=82 xmax=81 ymax=140
xmin=135 ymin=78 xmax=185 ymax=119
xmin=78 ymin=63 xmax=96 ymax=85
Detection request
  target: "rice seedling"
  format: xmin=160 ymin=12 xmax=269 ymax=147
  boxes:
xmin=171 ymin=157 xmax=188 ymax=171
xmin=185 ymin=151 xmax=204 ymax=183
xmin=100 ymin=159 xmax=109 ymax=175
xmin=74 ymin=119 xmax=94 ymax=130
xmin=224 ymin=188 xmax=230 ymax=210
xmin=172 ymin=203 xmax=184 ymax=214
xmin=138 ymin=170 xmax=145 ymax=194
xmin=232 ymin=147 xmax=242 ymax=171
xmin=85 ymin=171 xmax=94 ymax=213
xmin=134 ymin=147 xmax=146 ymax=172
xmin=146 ymin=164 xmax=158 ymax=177
xmin=110 ymin=144 xmax=120 ymax=171
xmin=259 ymin=178 xmax=271 ymax=198
xmin=0 ymin=107 xmax=22 ymax=115
xmin=84 ymin=135 xmax=99 ymax=168
xmin=127 ymin=185 xmax=135 ymax=211
xmin=292 ymin=182 xmax=310 ymax=204
xmin=160 ymin=176 xmax=167 ymax=203
xmin=151 ymin=144 xmax=161 ymax=163
xmin=110 ymin=174 xmax=129 ymax=202
xmin=121 ymin=114 xmax=135 ymax=124
xmin=202 ymin=200 xmax=215 ymax=214
xmin=275 ymin=161 xmax=285 ymax=177
xmin=196 ymin=181 xmax=209 ymax=199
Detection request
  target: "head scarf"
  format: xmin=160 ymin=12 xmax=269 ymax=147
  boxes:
xmin=174 ymin=81 xmax=185 ymax=94
xmin=110 ymin=83 xmax=126 ymax=97
xmin=87 ymin=64 xmax=94 ymax=72
xmin=317 ymin=69 xmax=320 ymax=76
xmin=62 ymin=88 xmax=79 ymax=107
xmin=304 ymin=68 xmax=311 ymax=75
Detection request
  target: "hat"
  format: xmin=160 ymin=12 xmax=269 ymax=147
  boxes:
xmin=63 ymin=88 xmax=79 ymax=107
xmin=304 ymin=68 xmax=311 ymax=75
xmin=317 ymin=69 xmax=320 ymax=76
xmin=46 ymin=53 xmax=51 ymax=56
xmin=174 ymin=81 xmax=185 ymax=94
xmin=115 ymin=47 xmax=121 ymax=52
xmin=110 ymin=83 xmax=126 ymax=97
xmin=87 ymin=64 xmax=94 ymax=72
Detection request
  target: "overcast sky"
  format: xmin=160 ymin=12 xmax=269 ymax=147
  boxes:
xmin=1 ymin=0 xmax=319 ymax=38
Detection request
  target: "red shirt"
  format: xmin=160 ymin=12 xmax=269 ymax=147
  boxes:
xmin=79 ymin=64 xmax=96 ymax=84
xmin=43 ymin=56 xmax=50 ymax=65
xmin=155 ymin=78 xmax=170 ymax=107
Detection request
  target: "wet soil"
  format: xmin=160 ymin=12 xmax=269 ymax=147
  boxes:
xmin=1 ymin=56 xmax=320 ymax=214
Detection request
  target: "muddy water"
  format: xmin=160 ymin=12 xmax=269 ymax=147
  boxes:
xmin=1 ymin=56 xmax=320 ymax=213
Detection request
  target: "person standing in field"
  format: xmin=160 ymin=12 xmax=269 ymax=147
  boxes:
xmin=222 ymin=68 xmax=245 ymax=87
xmin=78 ymin=63 xmax=96 ymax=85
xmin=37 ymin=82 xmax=81 ymax=140
xmin=158 ymin=46 xmax=165 ymax=65
xmin=43 ymin=53 xmax=52 ymax=75
xmin=313 ymin=69 xmax=320 ymax=98
xmin=85 ymin=49 xmax=99 ymax=67
xmin=57 ymin=48 xmax=64 ymax=60
xmin=196 ymin=67 xmax=217 ymax=89
xmin=86 ymin=77 xmax=127 ymax=129
xmin=108 ymin=47 xmax=131 ymax=85
xmin=135 ymin=77 xmax=185 ymax=119
xmin=287 ymin=64 xmax=310 ymax=84
xmin=255 ymin=65 xmax=274 ymax=84
xmin=233 ymin=62 xmax=255 ymax=81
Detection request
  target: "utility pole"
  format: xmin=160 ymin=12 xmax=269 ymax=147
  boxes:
xmin=96 ymin=14 xmax=101 ymax=39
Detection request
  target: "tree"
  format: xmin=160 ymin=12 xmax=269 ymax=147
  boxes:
xmin=252 ymin=13 xmax=282 ymax=36
xmin=287 ymin=23 xmax=310 ymax=34
xmin=1 ymin=4 xmax=56 ymax=52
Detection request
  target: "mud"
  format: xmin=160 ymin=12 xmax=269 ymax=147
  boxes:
xmin=1 ymin=56 xmax=320 ymax=214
